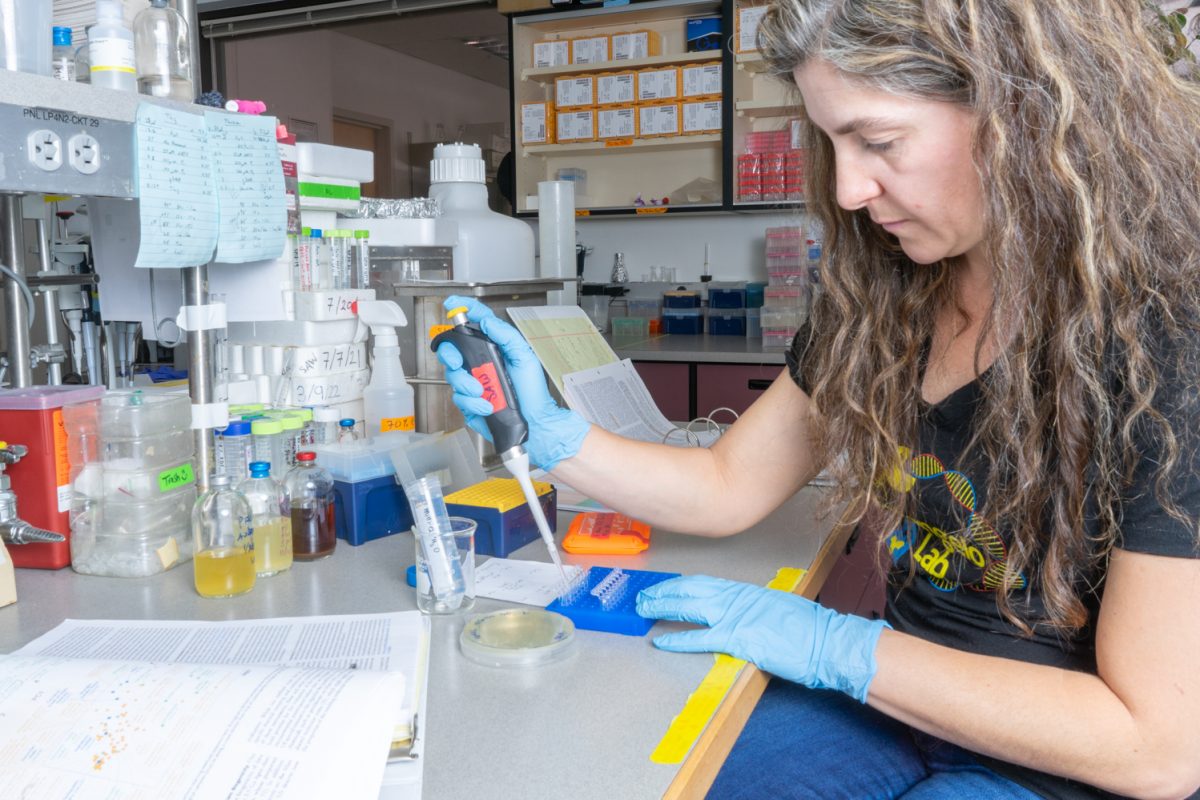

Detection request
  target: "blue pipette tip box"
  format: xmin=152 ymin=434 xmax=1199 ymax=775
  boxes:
xmin=545 ymin=566 xmax=679 ymax=636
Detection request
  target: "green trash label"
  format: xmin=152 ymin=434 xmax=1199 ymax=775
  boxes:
xmin=158 ymin=464 xmax=196 ymax=492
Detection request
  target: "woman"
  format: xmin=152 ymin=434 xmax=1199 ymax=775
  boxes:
xmin=439 ymin=1 xmax=1200 ymax=796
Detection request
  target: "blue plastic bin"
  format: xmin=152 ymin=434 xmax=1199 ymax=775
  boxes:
xmin=709 ymin=311 xmax=747 ymax=336
xmin=445 ymin=478 xmax=557 ymax=557
xmin=663 ymin=309 xmax=704 ymax=334
xmin=332 ymin=476 xmax=413 ymax=546
xmin=708 ymin=287 xmax=747 ymax=309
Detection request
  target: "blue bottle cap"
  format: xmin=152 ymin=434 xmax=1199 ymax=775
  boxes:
xmin=219 ymin=420 xmax=252 ymax=436
xmin=339 ymin=418 xmax=355 ymax=427
xmin=53 ymin=26 xmax=72 ymax=47
xmin=249 ymin=461 xmax=271 ymax=477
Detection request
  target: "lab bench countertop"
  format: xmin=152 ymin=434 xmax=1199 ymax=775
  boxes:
xmin=0 ymin=487 xmax=842 ymax=800
xmin=606 ymin=333 xmax=788 ymax=365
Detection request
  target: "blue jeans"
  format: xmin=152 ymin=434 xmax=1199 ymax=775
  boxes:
xmin=708 ymin=681 xmax=1042 ymax=799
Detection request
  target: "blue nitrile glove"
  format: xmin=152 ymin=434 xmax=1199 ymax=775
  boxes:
xmin=636 ymin=575 xmax=891 ymax=703
xmin=436 ymin=296 xmax=591 ymax=471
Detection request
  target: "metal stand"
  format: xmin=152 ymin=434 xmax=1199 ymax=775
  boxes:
xmin=33 ymin=217 xmax=63 ymax=385
xmin=183 ymin=265 xmax=214 ymax=489
xmin=0 ymin=195 xmax=31 ymax=388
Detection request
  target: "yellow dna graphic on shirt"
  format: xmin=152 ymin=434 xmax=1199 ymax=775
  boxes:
xmin=888 ymin=449 xmax=1027 ymax=593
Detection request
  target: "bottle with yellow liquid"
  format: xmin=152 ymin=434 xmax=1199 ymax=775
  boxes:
xmin=238 ymin=461 xmax=292 ymax=577
xmin=192 ymin=474 xmax=255 ymax=598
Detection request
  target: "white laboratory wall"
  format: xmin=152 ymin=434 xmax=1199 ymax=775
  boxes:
xmin=567 ymin=212 xmax=811 ymax=285
xmin=221 ymin=30 xmax=509 ymax=196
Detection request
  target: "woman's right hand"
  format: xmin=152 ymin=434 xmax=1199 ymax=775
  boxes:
xmin=435 ymin=296 xmax=591 ymax=471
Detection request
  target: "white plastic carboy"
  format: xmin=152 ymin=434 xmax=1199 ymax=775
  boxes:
xmin=356 ymin=300 xmax=416 ymax=442
xmin=427 ymin=143 xmax=535 ymax=282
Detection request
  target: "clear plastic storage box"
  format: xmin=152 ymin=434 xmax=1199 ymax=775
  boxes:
xmin=63 ymin=390 xmax=196 ymax=577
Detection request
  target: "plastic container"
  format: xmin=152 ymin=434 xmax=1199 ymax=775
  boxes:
xmin=70 ymin=489 xmax=196 ymax=577
xmin=296 ymin=142 xmax=375 ymax=183
xmin=285 ymin=451 xmax=336 ymax=560
xmin=88 ymin=0 xmax=136 ymax=92
xmin=353 ymin=229 xmax=371 ymax=290
xmin=216 ymin=420 xmax=253 ymax=482
xmin=0 ymin=0 xmax=52 ymax=75
xmin=708 ymin=309 xmax=747 ymax=336
xmin=546 ymin=566 xmax=680 ymax=636
xmin=460 ymin=609 xmax=576 ymax=668
xmin=251 ymin=418 xmax=286 ymax=479
xmin=762 ymin=327 xmax=795 ymax=351
xmin=134 ymin=0 xmax=194 ymax=100
xmin=63 ymin=390 xmax=196 ymax=577
xmin=51 ymin=26 xmax=74 ymax=81
xmin=403 ymin=474 xmax=466 ymax=609
xmin=192 ymin=474 xmax=255 ymax=598
xmin=0 ymin=385 xmax=106 ymax=569
xmin=746 ymin=308 xmax=762 ymax=338
xmin=662 ymin=308 xmax=704 ymax=335
xmin=311 ymin=436 xmax=421 ymax=483
xmin=238 ymin=461 xmax=292 ymax=577
xmin=626 ymin=298 xmax=661 ymax=319
xmin=428 ymin=143 xmax=534 ymax=282
xmin=663 ymin=291 xmax=701 ymax=309
xmin=388 ymin=428 xmax=486 ymax=496
xmin=444 ymin=477 xmax=556 ymax=558
xmin=313 ymin=405 xmax=340 ymax=444
xmin=73 ymin=42 xmax=89 ymax=83
xmin=708 ymin=283 xmax=747 ymax=309
xmin=358 ymin=300 xmax=416 ymax=441
xmin=612 ymin=316 xmax=649 ymax=342
xmin=279 ymin=414 xmax=304 ymax=468
xmin=332 ymin=475 xmax=412 ymax=546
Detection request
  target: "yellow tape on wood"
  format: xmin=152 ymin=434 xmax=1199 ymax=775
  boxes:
xmin=649 ymin=566 xmax=806 ymax=764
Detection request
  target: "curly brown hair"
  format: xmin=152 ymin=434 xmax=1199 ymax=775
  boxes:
xmin=759 ymin=0 xmax=1200 ymax=633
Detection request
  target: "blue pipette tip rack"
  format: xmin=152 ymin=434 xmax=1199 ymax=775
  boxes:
xmin=545 ymin=566 xmax=679 ymax=636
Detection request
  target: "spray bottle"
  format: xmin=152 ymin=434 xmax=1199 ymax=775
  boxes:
xmin=431 ymin=307 xmax=569 ymax=587
xmin=357 ymin=300 xmax=415 ymax=442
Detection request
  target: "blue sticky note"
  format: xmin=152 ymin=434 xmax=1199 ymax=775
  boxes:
xmin=203 ymin=111 xmax=288 ymax=264
xmin=134 ymin=103 xmax=219 ymax=269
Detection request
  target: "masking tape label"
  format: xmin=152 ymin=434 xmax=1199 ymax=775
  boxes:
xmin=649 ymin=567 xmax=806 ymax=764
xmin=380 ymin=416 xmax=415 ymax=433
xmin=158 ymin=464 xmax=196 ymax=493
xmin=287 ymin=342 xmax=367 ymax=377
xmin=156 ymin=536 xmax=180 ymax=569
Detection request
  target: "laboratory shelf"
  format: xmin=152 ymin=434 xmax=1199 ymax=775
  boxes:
xmin=521 ymin=50 xmax=719 ymax=83
xmin=523 ymin=133 xmax=721 ymax=157
xmin=735 ymin=52 xmax=770 ymax=73
xmin=735 ymin=99 xmax=794 ymax=118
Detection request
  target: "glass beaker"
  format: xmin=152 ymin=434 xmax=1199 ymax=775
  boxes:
xmin=414 ymin=517 xmax=476 ymax=614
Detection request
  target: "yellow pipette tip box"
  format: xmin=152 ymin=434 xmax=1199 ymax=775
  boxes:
xmin=444 ymin=477 xmax=557 ymax=557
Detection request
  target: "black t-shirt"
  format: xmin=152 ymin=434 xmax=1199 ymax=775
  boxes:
xmin=786 ymin=329 xmax=1200 ymax=799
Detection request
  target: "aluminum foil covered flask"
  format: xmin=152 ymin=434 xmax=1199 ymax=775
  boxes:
xmin=611 ymin=252 xmax=628 ymax=283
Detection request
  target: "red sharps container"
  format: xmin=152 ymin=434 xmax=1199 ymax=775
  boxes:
xmin=0 ymin=385 xmax=105 ymax=568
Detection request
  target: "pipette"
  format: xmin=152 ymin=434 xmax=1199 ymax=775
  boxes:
xmin=432 ymin=307 xmax=570 ymax=588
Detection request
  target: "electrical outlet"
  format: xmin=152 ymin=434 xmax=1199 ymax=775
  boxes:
xmin=27 ymin=130 xmax=63 ymax=172
xmin=67 ymin=134 xmax=101 ymax=175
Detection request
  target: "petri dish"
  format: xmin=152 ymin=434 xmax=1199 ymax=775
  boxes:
xmin=459 ymin=608 xmax=576 ymax=668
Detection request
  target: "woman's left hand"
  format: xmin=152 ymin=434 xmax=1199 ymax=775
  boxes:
xmin=636 ymin=575 xmax=890 ymax=703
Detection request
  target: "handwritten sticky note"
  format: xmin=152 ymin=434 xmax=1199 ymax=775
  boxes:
xmin=134 ymin=103 xmax=218 ymax=268
xmin=204 ymin=111 xmax=287 ymax=264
